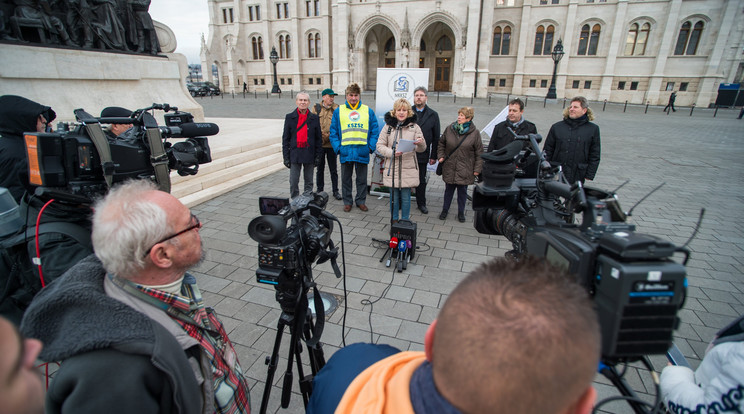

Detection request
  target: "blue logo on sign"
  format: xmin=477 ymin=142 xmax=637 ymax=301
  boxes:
xmin=394 ymin=76 xmax=409 ymax=92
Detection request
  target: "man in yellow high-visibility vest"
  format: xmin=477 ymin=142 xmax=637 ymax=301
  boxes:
xmin=329 ymin=83 xmax=380 ymax=212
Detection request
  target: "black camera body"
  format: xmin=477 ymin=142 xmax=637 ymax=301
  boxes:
xmin=249 ymin=193 xmax=335 ymax=313
xmin=473 ymin=135 xmax=687 ymax=361
xmin=23 ymin=104 xmax=216 ymax=203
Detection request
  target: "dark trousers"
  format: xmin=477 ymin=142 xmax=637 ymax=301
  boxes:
xmin=316 ymin=147 xmax=339 ymax=194
xmin=289 ymin=163 xmax=314 ymax=198
xmin=664 ymin=102 xmax=676 ymax=112
xmin=340 ymin=161 xmax=368 ymax=206
xmin=416 ymin=163 xmax=428 ymax=207
xmin=442 ymin=183 xmax=467 ymax=214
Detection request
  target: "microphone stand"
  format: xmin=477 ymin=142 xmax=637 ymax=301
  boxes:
xmin=387 ymin=123 xmax=402 ymax=225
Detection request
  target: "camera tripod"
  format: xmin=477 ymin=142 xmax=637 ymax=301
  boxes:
xmin=258 ymin=284 xmax=326 ymax=414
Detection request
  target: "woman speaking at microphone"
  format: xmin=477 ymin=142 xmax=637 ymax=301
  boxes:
xmin=376 ymin=98 xmax=426 ymax=223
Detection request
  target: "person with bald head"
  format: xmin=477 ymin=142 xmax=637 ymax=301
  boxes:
xmin=0 ymin=316 xmax=45 ymax=414
xmin=21 ymin=179 xmax=251 ymax=414
xmin=307 ymin=256 xmax=601 ymax=414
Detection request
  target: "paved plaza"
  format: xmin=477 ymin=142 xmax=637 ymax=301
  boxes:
xmin=192 ymin=94 xmax=743 ymax=413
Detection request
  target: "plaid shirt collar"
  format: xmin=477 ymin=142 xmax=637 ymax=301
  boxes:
xmin=110 ymin=274 xmax=251 ymax=413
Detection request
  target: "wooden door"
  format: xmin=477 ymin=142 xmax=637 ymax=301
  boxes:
xmin=435 ymin=57 xmax=450 ymax=91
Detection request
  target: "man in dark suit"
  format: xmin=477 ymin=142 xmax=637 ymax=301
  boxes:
xmin=487 ymin=98 xmax=537 ymax=152
xmin=283 ymin=92 xmax=323 ymax=198
xmin=412 ymin=87 xmax=440 ymax=214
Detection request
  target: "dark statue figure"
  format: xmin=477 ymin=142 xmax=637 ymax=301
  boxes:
xmin=0 ymin=0 xmax=160 ymax=54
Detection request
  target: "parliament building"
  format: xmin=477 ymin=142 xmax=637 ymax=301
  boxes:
xmin=202 ymin=0 xmax=744 ymax=106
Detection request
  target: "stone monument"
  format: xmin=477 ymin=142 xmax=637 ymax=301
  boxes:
xmin=0 ymin=1 xmax=202 ymax=122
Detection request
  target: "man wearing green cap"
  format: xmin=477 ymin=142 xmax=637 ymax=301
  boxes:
xmin=313 ymin=88 xmax=342 ymax=200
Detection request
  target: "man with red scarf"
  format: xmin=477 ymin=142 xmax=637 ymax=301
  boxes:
xmin=283 ymin=92 xmax=323 ymax=198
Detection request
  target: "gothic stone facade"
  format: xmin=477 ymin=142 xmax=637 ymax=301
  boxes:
xmin=202 ymin=0 xmax=744 ymax=106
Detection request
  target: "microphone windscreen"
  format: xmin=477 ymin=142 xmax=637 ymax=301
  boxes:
xmin=398 ymin=241 xmax=406 ymax=252
xmin=178 ymin=122 xmax=220 ymax=137
xmin=390 ymin=237 xmax=398 ymax=248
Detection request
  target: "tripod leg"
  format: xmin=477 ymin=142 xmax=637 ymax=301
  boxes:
xmin=259 ymin=316 xmax=289 ymax=414
xmin=280 ymin=318 xmax=301 ymax=409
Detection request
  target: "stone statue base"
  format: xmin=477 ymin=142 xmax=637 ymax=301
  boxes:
xmin=0 ymin=43 xmax=203 ymax=124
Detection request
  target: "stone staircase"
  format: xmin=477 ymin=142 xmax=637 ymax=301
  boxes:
xmin=170 ymin=118 xmax=285 ymax=207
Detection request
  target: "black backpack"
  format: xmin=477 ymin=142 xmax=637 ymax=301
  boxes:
xmin=0 ymin=222 xmax=92 ymax=325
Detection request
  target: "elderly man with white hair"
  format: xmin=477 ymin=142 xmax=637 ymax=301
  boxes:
xmin=22 ymin=180 xmax=251 ymax=414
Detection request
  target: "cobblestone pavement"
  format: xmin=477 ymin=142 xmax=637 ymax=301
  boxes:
xmin=193 ymin=95 xmax=743 ymax=413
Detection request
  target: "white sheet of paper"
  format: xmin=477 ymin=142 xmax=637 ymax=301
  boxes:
xmin=397 ymin=139 xmax=415 ymax=153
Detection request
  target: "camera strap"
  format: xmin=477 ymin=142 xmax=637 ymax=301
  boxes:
xmin=441 ymin=134 xmax=469 ymax=165
xmin=83 ymin=123 xmax=116 ymax=189
xmin=146 ymin=127 xmax=171 ymax=193
xmin=303 ymin=284 xmax=325 ymax=349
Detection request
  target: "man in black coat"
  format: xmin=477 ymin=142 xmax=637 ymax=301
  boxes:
xmin=487 ymin=98 xmax=538 ymax=152
xmin=282 ymin=91 xmax=323 ymax=198
xmin=544 ymin=96 xmax=601 ymax=185
xmin=412 ymin=86 xmax=440 ymax=214
xmin=0 ymin=95 xmax=56 ymax=203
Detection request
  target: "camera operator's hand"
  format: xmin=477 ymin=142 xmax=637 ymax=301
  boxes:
xmin=284 ymin=159 xmax=290 ymax=169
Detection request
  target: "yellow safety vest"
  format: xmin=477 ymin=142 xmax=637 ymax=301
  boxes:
xmin=339 ymin=105 xmax=370 ymax=146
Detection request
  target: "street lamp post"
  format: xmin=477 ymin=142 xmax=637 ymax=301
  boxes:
xmin=546 ymin=39 xmax=564 ymax=100
xmin=270 ymin=47 xmax=281 ymax=94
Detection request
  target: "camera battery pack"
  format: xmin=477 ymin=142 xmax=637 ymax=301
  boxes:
xmin=594 ymin=253 xmax=686 ymax=359
xmin=390 ymin=220 xmax=417 ymax=259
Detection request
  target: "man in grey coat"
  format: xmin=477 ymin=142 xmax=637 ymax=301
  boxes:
xmin=22 ymin=180 xmax=250 ymax=414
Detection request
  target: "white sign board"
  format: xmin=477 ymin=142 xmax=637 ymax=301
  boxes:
xmin=374 ymin=68 xmax=430 ymax=127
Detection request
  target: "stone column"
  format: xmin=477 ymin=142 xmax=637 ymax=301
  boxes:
xmin=512 ymin=4 xmax=533 ymax=95
xmin=332 ymin=0 xmax=350 ymax=88
xmin=695 ymin=0 xmax=739 ymax=106
xmin=459 ymin=0 xmax=482 ymax=97
xmin=599 ymin=0 xmax=628 ymax=101
xmin=646 ymin=0 xmax=682 ymax=104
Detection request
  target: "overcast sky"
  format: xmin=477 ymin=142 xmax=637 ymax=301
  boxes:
xmin=149 ymin=1 xmax=209 ymax=64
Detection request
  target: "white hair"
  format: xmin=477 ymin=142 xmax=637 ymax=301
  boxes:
xmin=91 ymin=180 xmax=172 ymax=278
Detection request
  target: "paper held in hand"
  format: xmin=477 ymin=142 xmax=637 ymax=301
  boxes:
xmin=396 ymin=139 xmax=415 ymax=153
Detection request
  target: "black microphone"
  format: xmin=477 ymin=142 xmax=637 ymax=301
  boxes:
xmin=178 ymin=122 xmax=220 ymax=137
xmin=160 ymin=122 xmax=220 ymax=138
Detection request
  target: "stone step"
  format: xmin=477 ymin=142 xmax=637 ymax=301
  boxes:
xmin=177 ymin=153 xmax=285 ymax=207
xmin=170 ymin=141 xmax=282 ymax=186
xmin=170 ymin=124 xmax=284 ymax=206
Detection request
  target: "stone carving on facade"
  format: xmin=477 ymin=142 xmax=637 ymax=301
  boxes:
xmin=1 ymin=0 xmax=160 ymax=54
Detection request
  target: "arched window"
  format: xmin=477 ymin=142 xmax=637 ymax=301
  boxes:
xmin=534 ymin=25 xmax=544 ymax=55
xmin=534 ymin=25 xmax=555 ymax=55
xmin=435 ymin=35 xmax=452 ymax=53
xmin=279 ymin=34 xmax=291 ymax=58
xmin=308 ymin=32 xmax=321 ymax=57
xmin=588 ymin=24 xmax=600 ymax=55
xmin=492 ymin=26 xmax=511 ymax=55
xmin=687 ymin=21 xmax=703 ymax=55
xmin=625 ymin=22 xmax=649 ymax=56
xmin=577 ymin=24 xmax=590 ymax=55
xmin=674 ymin=20 xmax=704 ymax=55
xmin=251 ymin=36 xmax=264 ymax=60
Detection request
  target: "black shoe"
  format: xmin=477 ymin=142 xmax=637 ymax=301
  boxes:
xmin=458 ymin=212 xmax=466 ymax=223
xmin=333 ymin=192 xmax=342 ymax=200
xmin=439 ymin=211 xmax=447 ymax=220
xmin=418 ymin=205 xmax=428 ymax=214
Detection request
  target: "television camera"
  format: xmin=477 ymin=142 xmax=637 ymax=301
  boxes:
xmin=248 ymin=193 xmax=342 ymax=413
xmin=23 ymin=103 xmax=216 ymax=203
xmin=473 ymin=132 xmax=691 ymax=413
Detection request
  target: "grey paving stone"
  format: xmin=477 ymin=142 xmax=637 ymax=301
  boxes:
xmin=184 ymin=98 xmax=744 ymax=414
